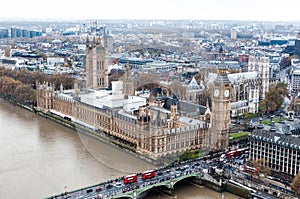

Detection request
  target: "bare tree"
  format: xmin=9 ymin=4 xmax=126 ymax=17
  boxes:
xmin=291 ymin=171 xmax=300 ymax=197
xmin=252 ymin=158 xmax=270 ymax=178
xmin=168 ymin=80 xmax=186 ymax=100
xmin=137 ymin=72 xmax=159 ymax=90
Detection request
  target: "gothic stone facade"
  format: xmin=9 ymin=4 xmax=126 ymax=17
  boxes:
xmin=85 ymin=36 xmax=109 ymax=89
xmin=36 ymin=82 xmax=212 ymax=159
xmin=210 ymin=70 xmax=231 ymax=150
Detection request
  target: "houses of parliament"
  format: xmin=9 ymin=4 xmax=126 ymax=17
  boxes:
xmin=36 ymin=37 xmax=231 ymax=159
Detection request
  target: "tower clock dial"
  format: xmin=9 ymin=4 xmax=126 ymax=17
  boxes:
xmin=214 ymin=89 xmax=219 ymax=97
xmin=224 ymin=89 xmax=230 ymax=97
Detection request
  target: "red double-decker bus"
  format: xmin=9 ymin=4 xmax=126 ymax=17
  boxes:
xmin=142 ymin=170 xmax=155 ymax=180
xmin=226 ymin=148 xmax=248 ymax=158
xmin=124 ymin=174 xmax=138 ymax=184
xmin=244 ymin=165 xmax=258 ymax=173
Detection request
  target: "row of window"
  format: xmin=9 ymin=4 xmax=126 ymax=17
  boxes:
xmin=252 ymin=154 xmax=300 ymax=175
xmin=250 ymin=140 xmax=300 ymax=175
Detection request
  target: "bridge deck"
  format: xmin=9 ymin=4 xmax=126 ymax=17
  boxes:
xmin=45 ymin=159 xmax=208 ymax=199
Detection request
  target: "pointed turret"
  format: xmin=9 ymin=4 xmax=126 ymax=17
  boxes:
xmin=92 ymin=37 xmax=96 ymax=48
xmin=60 ymin=83 xmax=64 ymax=94
xmin=96 ymin=36 xmax=101 ymax=45
xmin=86 ymin=35 xmax=89 ymax=48
xmin=170 ymin=99 xmax=177 ymax=119
xmin=204 ymin=98 xmax=211 ymax=119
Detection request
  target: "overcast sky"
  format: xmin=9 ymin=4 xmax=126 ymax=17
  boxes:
xmin=1 ymin=0 xmax=299 ymax=21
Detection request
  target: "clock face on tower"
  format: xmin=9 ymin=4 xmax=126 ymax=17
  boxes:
xmin=224 ymin=89 xmax=230 ymax=97
xmin=214 ymin=89 xmax=219 ymax=97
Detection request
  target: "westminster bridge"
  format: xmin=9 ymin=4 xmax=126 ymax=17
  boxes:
xmin=45 ymin=158 xmax=222 ymax=199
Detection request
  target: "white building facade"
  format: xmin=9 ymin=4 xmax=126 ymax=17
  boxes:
xmin=248 ymin=55 xmax=270 ymax=100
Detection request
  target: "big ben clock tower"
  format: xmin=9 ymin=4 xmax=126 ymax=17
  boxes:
xmin=210 ymin=69 xmax=231 ymax=150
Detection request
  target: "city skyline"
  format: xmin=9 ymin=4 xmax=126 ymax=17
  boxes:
xmin=1 ymin=0 xmax=300 ymax=22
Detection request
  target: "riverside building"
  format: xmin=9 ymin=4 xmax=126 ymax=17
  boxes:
xmin=35 ymin=37 xmax=233 ymax=159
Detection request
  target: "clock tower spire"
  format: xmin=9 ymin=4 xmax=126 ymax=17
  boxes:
xmin=209 ymin=68 xmax=231 ymax=150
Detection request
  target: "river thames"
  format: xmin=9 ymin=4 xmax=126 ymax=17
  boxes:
xmin=0 ymin=98 xmax=240 ymax=199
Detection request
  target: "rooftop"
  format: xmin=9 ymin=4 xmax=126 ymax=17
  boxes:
xmin=250 ymin=117 xmax=300 ymax=146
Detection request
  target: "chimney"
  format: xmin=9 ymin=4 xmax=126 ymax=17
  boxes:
xmin=270 ymin=121 xmax=276 ymax=132
xmin=257 ymin=118 xmax=264 ymax=129
xmin=285 ymin=123 xmax=292 ymax=135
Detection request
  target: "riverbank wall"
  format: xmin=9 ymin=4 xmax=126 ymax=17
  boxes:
xmin=192 ymin=177 xmax=252 ymax=199
xmin=1 ymin=97 xmax=166 ymax=167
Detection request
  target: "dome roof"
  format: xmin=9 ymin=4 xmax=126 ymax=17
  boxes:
xmin=52 ymin=39 xmax=62 ymax=44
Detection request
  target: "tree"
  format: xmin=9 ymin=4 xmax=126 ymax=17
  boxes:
xmin=109 ymin=69 xmax=125 ymax=82
xmin=291 ymin=171 xmax=300 ymax=196
xmin=0 ymin=67 xmax=16 ymax=79
xmin=41 ymin=53 xmax=47 ymax=60
xmin=66 ymin=59 xmax=72 ymax=67
xmin=275 ymin=82 xmax=288 ymax=97
xmin=194 ymin=66 xmax=218 ymax=82
xmin=262 ymin=82 xmax=288 ymax=113
xmin=0 ymin=76 xmax=21 ymax=98
xmin=288 ymin=55 xmax=300 ymax=66
xmin=31 ymin=71 xmax=47 ymax=84
xmin=47 ymin=74 xmax=74 ymax=90
xmin=169 ymin=80 xmax=186 ymax=100
xmin=16 ymin=69 xmax=32 ymax=84
xmin=137 ymin=72 xmax=159 ymax=90
xmin=14 ymin=84 xmax=36 ymax=105
xmin=263 ymin=88 xmax=282 ymax=112
xmin=4 ymin=45 xmax=11 ymax=57
xmin=252 ymin=158 xmax=270 ymax=178
xmin=279 ymin=56 xmax=289 ymax=69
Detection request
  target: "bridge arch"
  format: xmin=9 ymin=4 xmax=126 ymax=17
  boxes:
xmin=135 ymin=172 xmax=202 ymax=198
xmin=113 ymin=197 xmax=132 ymax=199
xmin=136 ymin=183 xmax=172 ymax=197
xmin=99 ymin=172 xmax=203 ymax=199
xmin=172 ymin=175 xmax=197 ymax=187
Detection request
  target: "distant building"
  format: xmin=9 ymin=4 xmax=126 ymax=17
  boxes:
xmin=118 ymin=57 xmax=153 ymax=69
xmin=51 ymin=39 xmax=63 ymax=49
xmin=0 ymin=28 xmax=9 ymax=38
xmin=230 ymin=100 xmax=248 ymax=117
xmin=282 ymin=32 xmax=300 ymax=58
xmin=290 ymin=59 xmax=300 ymax=94
xmin=294 ymin=33 xmax=300 ymax=58
xmin=47 ymin=57 xmax=64 ymax=66
xmin=11 ymin=27 xmax=41 ymax=38
xmin=231 ymin=28 xmax=237 ymax=40
xmin=102 ymin=35 xmax=114 ymax=53
xmin=228 ymin=72 xmax=260 ymax=114
xmin=248 ymin=55 xmax=270 ymax=100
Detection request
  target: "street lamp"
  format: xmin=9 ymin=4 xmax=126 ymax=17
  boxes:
xmin=64 ymin=186 xmax=67 ymax=194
